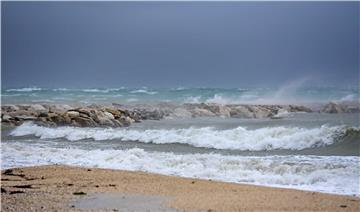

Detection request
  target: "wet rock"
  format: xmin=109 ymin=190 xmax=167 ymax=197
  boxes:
xmin=73 ymin=116 xmax=97 ymax=127
xmin=346 ymin=105 xmax=360 ymax=113
xmin=288 ymin=105 xmax=312 ymax=113
xmin=48 ymin=104 xmax=72 ymax=114
xmin=192 ymin=108 xmax=216 ymax=117
xmin=104 ymin=108 xmax=122 ymax=117
xmin=14 ymin=115 xmax=37 ymax=121
xmin=218 ymin=105 xmax=231 ymax=118
xmin=2 ymin=105 xmax=19 ymax=112
xmin=229 ymin=105 xmax=254 ymax=118
xmin=251 ymin=106 xmax=273 ymax=118
xmin=66 ymin=111 xmax=80 ymax=118
xmin=29 ymin=104 xmax=47 ymax=112
xmin=1 ymin=114 xmax=13 ymax=122
xmin=168 ymin=108 xmax=192 ymax=119
xmin=103 ymin=112 xmax=115 ymax=120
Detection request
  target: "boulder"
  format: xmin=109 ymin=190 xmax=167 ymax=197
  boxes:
xmin=168 ymin=108 xmax=192 ymax=119
xmin=289 ymin=105 xmax=312 ymax=113
xmin=66 ymin=111 xmax=80 ymax=118
xmin=251 ymin=106 xmax=273 ymax=118
xmin=1 ymin=114 xmax=12 ymax=122
xmin=192 ymin=108 xmax=216 ymax=117
xmin=14 ymin=115 xmax=37 ymax=121
xmin=229 ymin=105 xmax=254 ymax=118
xmin=321 ymin=102 xmax=345 ymax=113
xmin=218 ymin=105 xmax=231 ymax=118
xmin=103 ymin=112 xmax=115 ymax=120
xmin=29 ymin=104 xmax=47 ymax=112
xmin=104 ymin=108 xmax=122 ymax=117
xmin=2 ymin=105 xmax=19 ymax=112
xmin=49 ymin=104 xmax=72 ymax=114
xmin=72 ymin=116 xmax=97 ymax=127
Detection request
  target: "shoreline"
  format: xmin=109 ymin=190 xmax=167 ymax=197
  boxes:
xmin=1 ymin=165 xmax=359 ymax=211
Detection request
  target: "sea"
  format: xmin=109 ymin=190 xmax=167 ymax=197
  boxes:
xmin=1 ymin=86 xmax=359 ymax=196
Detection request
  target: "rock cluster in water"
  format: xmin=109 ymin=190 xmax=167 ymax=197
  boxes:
xmin=1 ymin=102 xmax=357 ymax=127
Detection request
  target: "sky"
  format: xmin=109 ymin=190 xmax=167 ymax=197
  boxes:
xmin=1 ymin=1 xmax=359 ymax=88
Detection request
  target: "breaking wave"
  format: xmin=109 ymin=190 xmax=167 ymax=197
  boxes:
xmin=10 ymin=123 xmax=356 ymax=151
xmin=2 ymin=144 xmax=358 ymax=195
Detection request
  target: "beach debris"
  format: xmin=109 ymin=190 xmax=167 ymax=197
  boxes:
xmin=73 ymin=191 xmax=87 ymax=195
xmin=12 ymin=185 xmax=34 ymax=189
xmin=9 ymin=191 xmax=25 ymax=195
xmin=339 ymin=204 xmax=347 ymax=208
xmin=1 ymin=188 xmax=7 ymax=193
xmin=2 ymin=169 xmax=25 ymax=178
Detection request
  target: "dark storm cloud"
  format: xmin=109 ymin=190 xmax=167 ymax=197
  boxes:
xmin=1 ymin=1 xmax=359 ymax=88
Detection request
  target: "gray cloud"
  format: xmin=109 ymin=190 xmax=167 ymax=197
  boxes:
xmin=2 ymin=1 xmax=359 ymax=88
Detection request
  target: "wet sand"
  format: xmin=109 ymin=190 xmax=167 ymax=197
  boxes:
xmin=1 ymin=165 xmax=359 ymax=211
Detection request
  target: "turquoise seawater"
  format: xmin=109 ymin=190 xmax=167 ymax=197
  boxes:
xmin=2 ymin=86 xmax=359 ymax=104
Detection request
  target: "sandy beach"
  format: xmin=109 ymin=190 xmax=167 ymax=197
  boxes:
xmin=1 ymin=165 xmax=359 ymax=211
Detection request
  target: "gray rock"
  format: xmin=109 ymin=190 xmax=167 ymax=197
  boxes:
xmin=2 ymin=105 xmax=19 ymax=112
xmin=29 ymin=104 xmax=47 ymax=112
xmin=192 ymin=108 xmax=216 ymax=117
xmin=73 ymin=116 xmax=97 ymax=127
xmin=321 ymin=102 xmax=345 ymax=113
xmin=103 ymin=112 xmax=115 ymax=120
xmin=1 ymin=114 xmax=12 ymax=122
xmin=14 ymin=115 xmax=37 ymax=121
xmin=66 ymin=111 xmax=80 ymax=118
xmin=229 ymin=105 xmax=254 ymax=118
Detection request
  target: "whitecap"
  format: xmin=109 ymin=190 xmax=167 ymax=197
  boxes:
xmin=2 ymin=144 xmax=358 ymax=196
xmin=10 ymin=123 xmax=349 ymax=151
xmin=6 ymin=87 xmax=42 ymax=92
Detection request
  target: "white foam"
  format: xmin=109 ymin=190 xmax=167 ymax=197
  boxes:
xmin=6 ymin=87 xmax=42 ymax=92
xmin=2 ymin=143 xmax=358 ymax=196
xmin=130 ymin=89 xmax=158 ymax=95
xmin=184 ymin=96 xmax=202 ymax=103
xmin=82 ymin=89 xmax=110 ymax=93
xmin=10 ymin=123 xmax=348 ymax=151
xmin=52 ymin=88 xmax=70 ymax=91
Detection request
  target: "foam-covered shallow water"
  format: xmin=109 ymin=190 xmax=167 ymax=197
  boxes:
xmin=2 ymin=112 xmax=359 ymax=196
xmin=2 ymin=143 xmax=359 ymax=196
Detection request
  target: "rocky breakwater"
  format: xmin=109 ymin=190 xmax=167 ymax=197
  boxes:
xmin=320 ymin=102 xmax=360 ymax=113
xmin=162 ymin=103 xmax=312 ymax=119
xmin=1 ymin=104 xmax=140 ymax=127
xmin=2 ymin=102 xmax=356 ymax=128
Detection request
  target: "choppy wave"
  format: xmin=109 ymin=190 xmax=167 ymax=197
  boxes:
xmin=2 ymin=144 xmax=358 ymax=195
xmin=6 ymin=87 xmax=42 ymax=92
xmin=130 ymin=89 xmax=158 ymax=95
xmin=82 ymin=89 xmax=110 ymax=93
xmin=10 ymin=123 xmax=355 ymax=151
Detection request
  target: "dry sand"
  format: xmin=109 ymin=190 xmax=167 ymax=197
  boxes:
xmin=1 ymin=165 xmax=359 ymax=211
